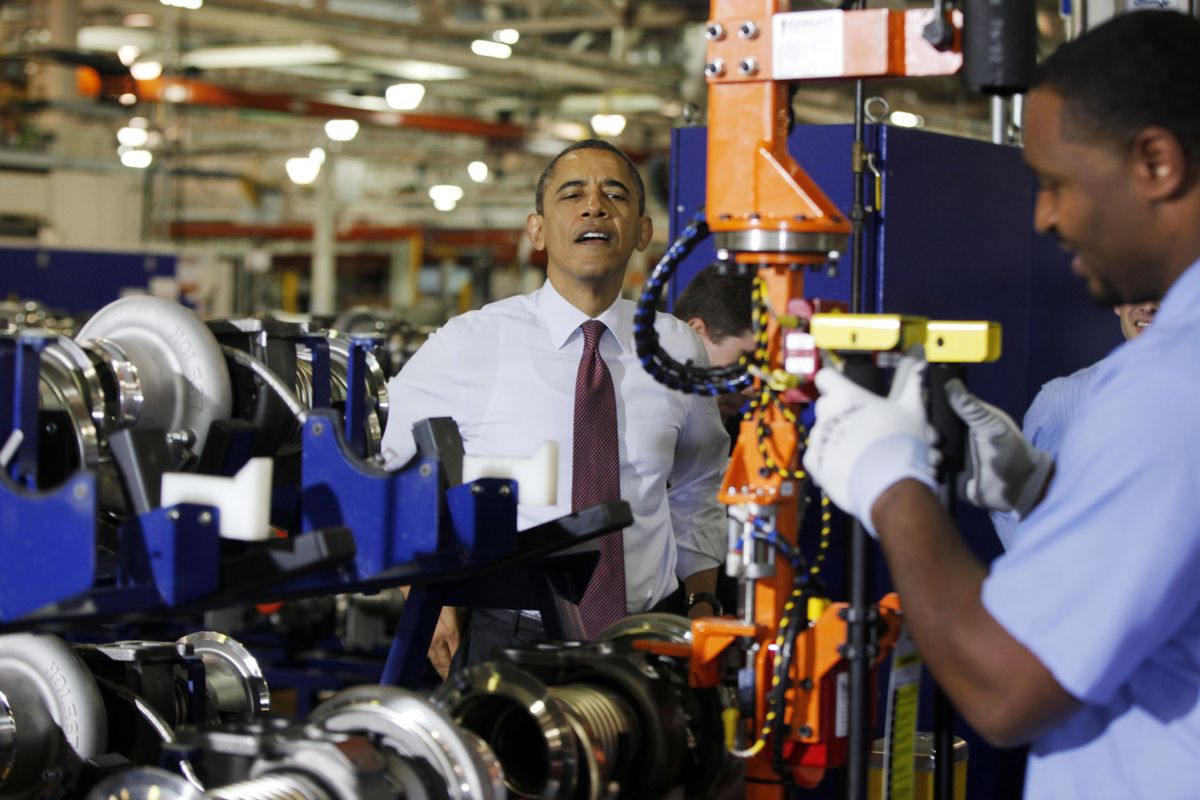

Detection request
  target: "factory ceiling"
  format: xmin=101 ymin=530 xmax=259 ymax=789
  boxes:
xmin=0 ymin=0 xmax=1067 ymax=232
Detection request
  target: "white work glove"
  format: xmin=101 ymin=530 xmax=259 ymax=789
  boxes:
xmin=943 ymin=379 xmax=1053 ymax=518
xmin=802 ymin=352 xmax=937 ymax=536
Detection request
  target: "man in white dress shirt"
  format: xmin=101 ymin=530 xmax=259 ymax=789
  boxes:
xmin=381 ymin=140 xmax=729 ymax=676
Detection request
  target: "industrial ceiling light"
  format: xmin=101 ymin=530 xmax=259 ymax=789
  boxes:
xmin=123 ymin=14 xmax=155 ymax=27
xmin=118 ymin=93 xmax=138 ymax=106
xmin=470 ymin=40 xmax=512 ymax=59
xmin=385 ymin=60 xmax=467 ymax=82
xmin=117 ymin=45 xmax=141 ymax=66
xmin=385 ymin=83 xmax=425 ymax=111
xmin=129 ymin=61 xmax=163 ymax=81
xmin=590 ymin=113 xmax=627 ymax=137
xmin=117 ymin=126 xmax=149 ymax=148
xmin=493 ymin=29 xmax=520 ymax=45
xmin=309 ymin=147 xmax=327 ymax=166
xmin=433 ymin=198 xmax=457 ymax=212
xmin=429 ymin=184 xmax=464 ymax=204
xmin=160 ymin=0 xmax=203 ymax=9
xmin=324 ymin=119 xmax=360 ymax=142
xmin=888 ymin=110 xmax=924 ymax=128
xmin=286 ymin=157 xmax=321 ymax=185
xmin=162 ymin=83 xmax=189 ymax=103
xmin=182 ymin=44 xmax=342 ymax=70
xmin=120 ymin=149 xmax=153 ymax=169
xmin=467 ymin=161 xmax=489 ymax=183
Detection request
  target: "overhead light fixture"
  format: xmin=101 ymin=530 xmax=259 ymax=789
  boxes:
xmin=129 ymin=116 xmax=149 ymax=129
xmin=182 ymin=44 xmax=341 ymax=70
xmin=493 ymin=29 xmax=520 ymax=45
xmin=467 ymin=161 xmax=489 ymax=183
xmin=386 ymin=60 xmax=467 ymax=81
xmin=429 ymin=184 xmax=464 ymax=204
xmin=433 ymin=198 xmax=457 ymax=212
xmin=117 ymin=45 xmax=141 ymax=66
xmin=385 ymin=83 xmax=425 ymax=110
xmin=590 ymin=113 xmax=627 ymax=137
xmin=309 ymin=147 xmax=326 ymax=166
xmin=117 ymin=126 xmax=149 ymax=147
xmin=129 ymin=61 xmax=163 ymax=81
xmin=285 ymin=157 xmax=321 ymax=185
xmin=545 ymin=120 xmax=590 ymax=141
xmin=471 ymin=40 xmax=512 ymax=59
xmin=888 ymin=110 xmax=924 ymax=128
xmin=118 ymin=92 xmax=138 ymax=106
xmin=160 ymin=0 xmax=203 ymax=9
xmin=162 ymin=83 xmax=189 ymax=103
xmin=120 ymin=149 xmax=153 ymax=169
xmin=324 ymin=119 xmax=360 ymax=142
xmin=123 ymin=14 xmax=155 ymax=27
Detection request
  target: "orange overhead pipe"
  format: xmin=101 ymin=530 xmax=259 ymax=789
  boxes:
xmin=77 ymin=69 xmax=527 ymax=141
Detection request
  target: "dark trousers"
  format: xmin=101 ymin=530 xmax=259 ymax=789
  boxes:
xmin=452 ymin=587 xmax=686 ymax=671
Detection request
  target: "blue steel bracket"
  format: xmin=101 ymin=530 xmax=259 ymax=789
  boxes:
xmin=0 ymin=470 xmax=96 ymax=623
xmin=299 ymin=410 xmax=458 ymax=579
xmin=444 ymin=478 xmax=520 ymax=565
xmin=117 ymin=503 xmax=221 ymax=607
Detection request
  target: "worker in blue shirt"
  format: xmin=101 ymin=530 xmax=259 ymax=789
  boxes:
xmin=802 ymin=12 xmax=1200 ymax=799
xmin=990 ymin=301 xmax=1157 ymax=548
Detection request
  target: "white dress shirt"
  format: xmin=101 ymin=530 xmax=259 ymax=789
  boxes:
xmin=380 ymin=279 xmax=730 ymax=612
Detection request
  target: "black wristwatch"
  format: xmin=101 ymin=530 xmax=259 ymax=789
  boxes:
xmin=686 ymin=591 xmax=723 ymax=616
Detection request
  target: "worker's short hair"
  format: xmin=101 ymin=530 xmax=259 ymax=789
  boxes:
xmin=672 ymin=264 xmax=755 ymax=342
xmin=534 ymin=139 xmax=646 ymax=216
xmin=1032 ymin=11 xmax=1200 ymax=165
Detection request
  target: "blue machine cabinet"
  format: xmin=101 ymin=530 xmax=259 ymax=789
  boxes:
xmin=668 ymin=123 xmax=1120 ymax=800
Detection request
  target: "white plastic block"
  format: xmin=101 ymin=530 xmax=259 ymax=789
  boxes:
xmin=462 ymin=440 xmax=558 ymax=506
xmin=161 ymin=457 xmax=273 ymax=541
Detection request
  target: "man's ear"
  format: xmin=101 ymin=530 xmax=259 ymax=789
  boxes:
xmin=635 ymin=215 xmax=653 ymax=251
xmin=687 ymin=316 xmax=708 ymax=338
xmin=1131 ymin=127 xmax=1186 ymax=200
xmin=526 ymin=213 xmax=546 ymax=251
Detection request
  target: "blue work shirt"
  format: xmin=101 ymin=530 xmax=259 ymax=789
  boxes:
xmin=982 ymin=257 xmax=1200 ymax=799
xmin=990 ymin=359 xmax=1107 ymax=549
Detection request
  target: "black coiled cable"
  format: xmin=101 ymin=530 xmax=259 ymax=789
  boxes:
xmin=634 ymin=213 xmax=754 ymax=396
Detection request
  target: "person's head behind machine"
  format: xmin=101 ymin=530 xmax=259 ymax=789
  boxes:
xmin=526 ymin=140 xmax=653 ymax=314
xmin=1023 ymin=11 xmax=1200 ymax=307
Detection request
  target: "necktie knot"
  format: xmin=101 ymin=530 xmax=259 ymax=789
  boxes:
xmin=581 ymin=319 xmax=606 ymax=354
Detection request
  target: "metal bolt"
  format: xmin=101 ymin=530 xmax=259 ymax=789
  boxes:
xmin=168 ymin=509 xmax=180 ymax=521
xmin=72 ymin=482 xmax=89 ymax=502
xmin=705 ymin=59 xmax=726 ymax=78
xmin=797 ymin=725 xmax=813 ymax=737
xmin=419 ymin=463 xmax=433 ymax=478
xmin=800 ymin=678 xmax=814 ymax=691
xmin=705 ymin=22 xmax=726 ymax=40
xmin=738 ymin=21 xmax=759 ymax=39
xmin=470 ymin=483 xmax=483 ymax=494
xmin=737 ymin=58 xmax=759 ymax=76
xmin=44 ymin=421 xmax=58 ymax=435
xmin=498 ymin=485 xmax=512 ymax=497
xmin=198 ymin=511 xmax=213 ymax=526
xmin=312 ymin=422 xmax=325 ymax=436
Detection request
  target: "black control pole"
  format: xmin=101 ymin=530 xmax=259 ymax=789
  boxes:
xmin=927 ymin=362 xmax=967 ymax=800
xmin=845 ymin=0 xmax=873 ymax=793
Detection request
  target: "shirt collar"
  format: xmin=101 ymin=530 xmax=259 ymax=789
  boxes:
xmin=1148 ymin=256 xmax=1200 ymax=330
xmin=535 ymin=278 xmax=629 ymax=353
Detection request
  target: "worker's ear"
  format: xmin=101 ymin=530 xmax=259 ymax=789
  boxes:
xmin=1131 ymin=127 xmax=1186 ymax=201
xmin=526 ymin=212 xmax=546 ymax=251
xmin=634 ymin=215 xmax=653 ymax=251
xmin=687 ymin=317 xmax=708 ymax=338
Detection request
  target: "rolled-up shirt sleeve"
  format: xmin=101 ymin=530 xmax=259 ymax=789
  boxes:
xmin=380 ymin=324 xmax=461 ymax=470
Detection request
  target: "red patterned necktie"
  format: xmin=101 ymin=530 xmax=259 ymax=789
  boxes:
xmin=573 ymin=319 xmax=626 ymax=638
